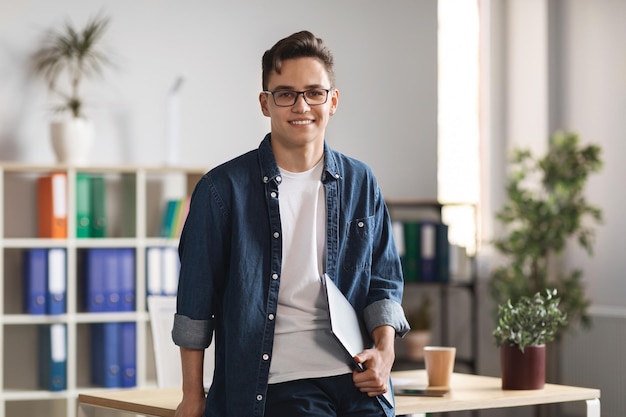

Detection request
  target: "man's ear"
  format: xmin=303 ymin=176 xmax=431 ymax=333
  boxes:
xmin=329 ymin=88 xmax=339 ymax=116
xmin=259 ymin=93 xmax=271 ymax=117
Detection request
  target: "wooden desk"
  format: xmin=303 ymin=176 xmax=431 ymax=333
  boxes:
xmin=77 ymin=371 xmax=600 ymax=417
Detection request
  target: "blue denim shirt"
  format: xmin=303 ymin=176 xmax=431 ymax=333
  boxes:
xmin=172 ymin=134 xmax=409 ymax=417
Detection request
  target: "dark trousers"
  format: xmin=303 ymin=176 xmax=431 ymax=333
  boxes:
xmin=264 ymin=373 xmax=386 ymax=417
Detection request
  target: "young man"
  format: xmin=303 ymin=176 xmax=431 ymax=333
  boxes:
xmin=173 ymin=31 xmax=409 ymax=417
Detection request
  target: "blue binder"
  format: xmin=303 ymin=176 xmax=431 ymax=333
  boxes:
xmin=419 ymin=222 xmax=437 ymax=282
xmin=104 ymin=250 xmax=121 ymax=311
xmin=38 ymin=324 xmax=67 ymax=391
xmin=84 ymin=249 xmax=107 ymax=312
xmin=117 ymin=248 xmax=136 ymax=312
xmin=120 ymin=322 xmax=137 ymax=387
xmin=435 ymin=223 xmax=450 ymax=282
xmin=47 ymin=248 xmax=66 ymax=315
xmin=23 ymin=249 xmax=47 ymax=315
xmin=91 ymin=322 xmax=121 ymax=387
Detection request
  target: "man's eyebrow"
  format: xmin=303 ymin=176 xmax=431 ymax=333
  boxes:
xmin=269 ymin=84 xmax=326 ymax=91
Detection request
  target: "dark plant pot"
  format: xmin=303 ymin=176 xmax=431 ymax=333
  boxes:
xmin=501 ymin=344 xmax=545 ymax=390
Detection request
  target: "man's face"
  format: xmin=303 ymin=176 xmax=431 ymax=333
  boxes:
xmin=259 ymin=57 xmax=339 ymax=151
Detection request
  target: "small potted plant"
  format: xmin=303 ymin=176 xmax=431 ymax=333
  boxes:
xmin=32 ymin=14 xmax=113 ymax=165
xmin=404 ymin=294 xmax=433 ymax=361
xmin=493 ymin=289 xmax=567 ymax=389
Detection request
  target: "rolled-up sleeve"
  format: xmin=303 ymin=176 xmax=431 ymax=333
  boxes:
xmin=363 ymin=298 xmax=410 ymax=338
xmin=172 ymin=314 xmax=214 ymax=349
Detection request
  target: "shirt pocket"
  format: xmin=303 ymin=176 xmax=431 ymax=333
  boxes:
xmin=341 ymin=216 xmax=374 ymax=272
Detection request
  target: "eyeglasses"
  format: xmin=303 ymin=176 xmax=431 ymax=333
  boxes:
xmin=262 ymin=88 xmax=331 ymax=107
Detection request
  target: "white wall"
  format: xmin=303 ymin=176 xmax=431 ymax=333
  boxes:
xmin=0 ymin=0 xmax=437 ymax=200
xmin=483 ymin=0 xmax=626 ymax=325
xmin=480 ymin=1 xmax=626 ymax=415
xmin=556 ymin=0 xmax=626 ymax=310
xmin=557 ymin=5 xmax=626 ymax=415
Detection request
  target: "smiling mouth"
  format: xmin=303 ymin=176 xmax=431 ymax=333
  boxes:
xmin=290 ymin=120 xmax=313 ymax=125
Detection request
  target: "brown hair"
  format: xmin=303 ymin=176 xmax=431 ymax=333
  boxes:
xmin=261 ymin=30 xmax=335 ymax=90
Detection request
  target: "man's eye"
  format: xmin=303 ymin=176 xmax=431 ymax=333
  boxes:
xmin=276 ymin=91 xmax=295 ymax=99
xmin=307 ymin=90 xmax=324 ymax=97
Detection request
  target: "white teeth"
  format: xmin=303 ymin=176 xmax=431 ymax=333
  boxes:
xmin=290 ymin=120 xmax=312 ymax=125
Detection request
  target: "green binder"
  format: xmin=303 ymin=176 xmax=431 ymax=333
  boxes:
xmin=75 ymin=173 xmax=91 ymax=238
xmin=90 ymin=175 xmax=107 ymax=238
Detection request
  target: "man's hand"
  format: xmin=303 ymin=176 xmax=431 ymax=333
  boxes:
xmin=175 ymin=394 xmax=205 ymax=417
xmin=352 ymin=325 xmax=396 ymax=397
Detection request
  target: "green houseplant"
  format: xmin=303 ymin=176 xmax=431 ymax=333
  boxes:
xmin=489 ymin=131 xmax=602 ymax=337
xmin=493 ymin=289 xmax=567 ymax=352
xmin=404 ymin=294 xmax=432 ymax=360
xmin=32 ymin=14 xmax=113 ymax=164
xmin=493 ymin=289 xmax=567 ymax=389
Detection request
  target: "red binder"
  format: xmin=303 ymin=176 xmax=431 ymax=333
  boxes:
xmin=37 ymin=172 xmax=68 ymax=238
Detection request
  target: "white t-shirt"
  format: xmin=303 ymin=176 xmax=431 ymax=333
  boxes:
xmin=268 ymin=159 xmax=352 ymax=384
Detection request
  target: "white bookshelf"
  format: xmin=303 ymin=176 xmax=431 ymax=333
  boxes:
xmin=0 ymin=163 xmax=205 ymax=417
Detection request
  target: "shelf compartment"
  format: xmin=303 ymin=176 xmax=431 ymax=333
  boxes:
xmin=3 ymin=325 xmax=46 ymax=391
xmin=5 ymin=398 xmax=68 ymax=416
xmin=144 ymin=170 xmax=203 ymax=239
xmin=2 ymin=171 xmax=41 ymax=239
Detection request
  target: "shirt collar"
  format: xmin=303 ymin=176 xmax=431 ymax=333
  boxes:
xmin=257 ymin=133 xmax=342 ymax=184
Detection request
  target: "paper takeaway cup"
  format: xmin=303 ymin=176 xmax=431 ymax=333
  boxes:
xmin=424 ymin=346 xmax=456 ymax=387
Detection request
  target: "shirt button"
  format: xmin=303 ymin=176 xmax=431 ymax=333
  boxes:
xmin=257 ymin=395 xmax=263 ymax=401
xmin=273 ymin=232 xmax=280 ymax=238
xmin=272 ymin=273 xmax=279 ymax=280
xmin=263 ymin=353 xmax=270 ymax=361
xmin=263 ymin=176 xmax=269 ymax=183
xmin=276 ymin=176 xmax=282 ymax=182
xmin=270 ymin=191 xmax=277 ymax=198
xmin=268 ymin=313 xmax=275 ymax=320
xmin=335 ymin=173 xmax=340 ymax=178
xmin=358 ymin=221 xmax=364 ymax=228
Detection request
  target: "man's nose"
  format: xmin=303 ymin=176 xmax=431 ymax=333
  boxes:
xmin=292 ymin=92 xmax=310 ymax=111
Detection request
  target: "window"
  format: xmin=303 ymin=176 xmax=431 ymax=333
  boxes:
xmin=438 ymin=0 xmax=480 ymax=255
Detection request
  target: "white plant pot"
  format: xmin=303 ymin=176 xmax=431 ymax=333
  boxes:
xmin=50 ymin=118 xmax=95 ymax=165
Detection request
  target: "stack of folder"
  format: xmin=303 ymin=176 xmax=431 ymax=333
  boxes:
xmin=23 ymin=248 xmax=66 ymax=315
xmin=32 ymin=173 xmax=70 ymax=391
xmin=82 ymin=248 xmax=137 ymax=388
xmin=91 ymin=322 xmax=136 ymax=388
xmin=159 ymin=197 xmax=190 ymax=238
xmin=83 ymin=248 xmax=136 ymax=312
xmin=393 ymin=221 xmax=450 ymax=283
xmin=146 ymin=246 xmax=180 ymax=296
xmin=76 ymin=173 xmax=107 ymax=238
xmin=37 ymin=172 xmax=108 ymax=239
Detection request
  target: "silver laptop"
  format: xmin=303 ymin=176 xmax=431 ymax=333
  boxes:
xmin=321 ymin=273 xmax=394 ymax=408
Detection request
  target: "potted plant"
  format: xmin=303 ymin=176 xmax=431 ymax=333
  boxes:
xmin=493 ymin=289 xmax=567 ymax=389
xmin=404 ymin=294 xmax=432 ymax=361
xmin=489 ymin=131 xmax=602 ymax=340
xmin=32 ymin=14 xmax=113 ymax=165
